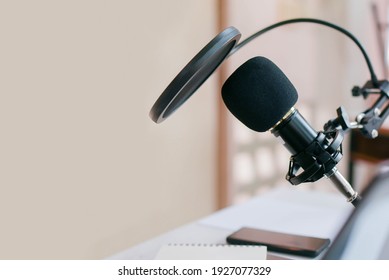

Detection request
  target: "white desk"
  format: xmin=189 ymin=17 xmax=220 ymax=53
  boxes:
xmin=109 ymin=187 xmax=354 ymax=260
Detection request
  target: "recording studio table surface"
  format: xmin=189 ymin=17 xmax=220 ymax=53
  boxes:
xmin=108 ymin=187 xmax=354 ymax=260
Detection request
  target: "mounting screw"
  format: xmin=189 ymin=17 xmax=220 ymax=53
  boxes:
xmin=374 ymin=108 xmax=381 ymax=116
xmin=356 ymin=113 xmax=365 ymax=123
xmin=372 ymin=129 xmax=378 ymax=138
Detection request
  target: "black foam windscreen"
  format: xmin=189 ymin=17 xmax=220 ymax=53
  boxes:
xmin=222 ymin=56 xmax=298 ymax=132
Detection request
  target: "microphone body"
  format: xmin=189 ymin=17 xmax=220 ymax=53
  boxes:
xmin=271 ymin=108 xmax=360 ymax=205
xmin=271 ymin=108 xmax=316 ymax=155
xmin=222 ymin=56 xmax=360 ymax=205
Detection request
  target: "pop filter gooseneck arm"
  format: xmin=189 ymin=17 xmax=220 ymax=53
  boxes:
xmin=230 ymin=18 xmax=379 ymax=87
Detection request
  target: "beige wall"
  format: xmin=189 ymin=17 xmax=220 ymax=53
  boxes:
xmin=0 ymin=0 xmax=218 ymax=259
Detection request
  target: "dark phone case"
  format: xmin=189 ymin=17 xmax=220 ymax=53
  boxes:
xmin=226 ymin=227 xmax=330 ymax=258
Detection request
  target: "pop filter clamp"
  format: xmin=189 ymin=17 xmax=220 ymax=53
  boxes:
xmin=149 ymin=18 xmax=389 ymax=206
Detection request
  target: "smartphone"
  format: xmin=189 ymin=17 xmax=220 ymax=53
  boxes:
xmin=226 ymin=227 xmax=330 ymax=257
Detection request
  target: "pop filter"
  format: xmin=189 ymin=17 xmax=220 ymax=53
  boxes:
xmin=149 ymin=27 xmax=241 ymax=123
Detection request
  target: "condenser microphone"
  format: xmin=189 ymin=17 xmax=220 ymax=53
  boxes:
xmin=222 ymin=56 xmax=360 ymax=205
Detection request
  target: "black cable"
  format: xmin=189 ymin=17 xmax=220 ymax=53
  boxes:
xmin=230 ymin=18 xmax=379 ymax=87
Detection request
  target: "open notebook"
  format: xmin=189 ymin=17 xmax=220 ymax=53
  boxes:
xmin=155 ymin=244 xmax=267 ymax=260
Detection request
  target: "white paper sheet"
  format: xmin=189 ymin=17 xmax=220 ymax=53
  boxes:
xmin=199 ymin=187 xmax=354 ymax=240
xmin=155 ymin=244 xmax=267 ymax=260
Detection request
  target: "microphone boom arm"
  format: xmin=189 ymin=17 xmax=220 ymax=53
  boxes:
xmin=353 ymin=80 xmax=389 ymax=138
xmin=325 ymin=80 xmax=389 ymax=139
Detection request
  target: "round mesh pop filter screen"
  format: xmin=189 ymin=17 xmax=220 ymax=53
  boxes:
xmin=149 ymin=27 xmax=241 ymax=123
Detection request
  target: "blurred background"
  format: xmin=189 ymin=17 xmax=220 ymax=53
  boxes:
xmin=0 ymin=0 xmax=388 ymax=259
